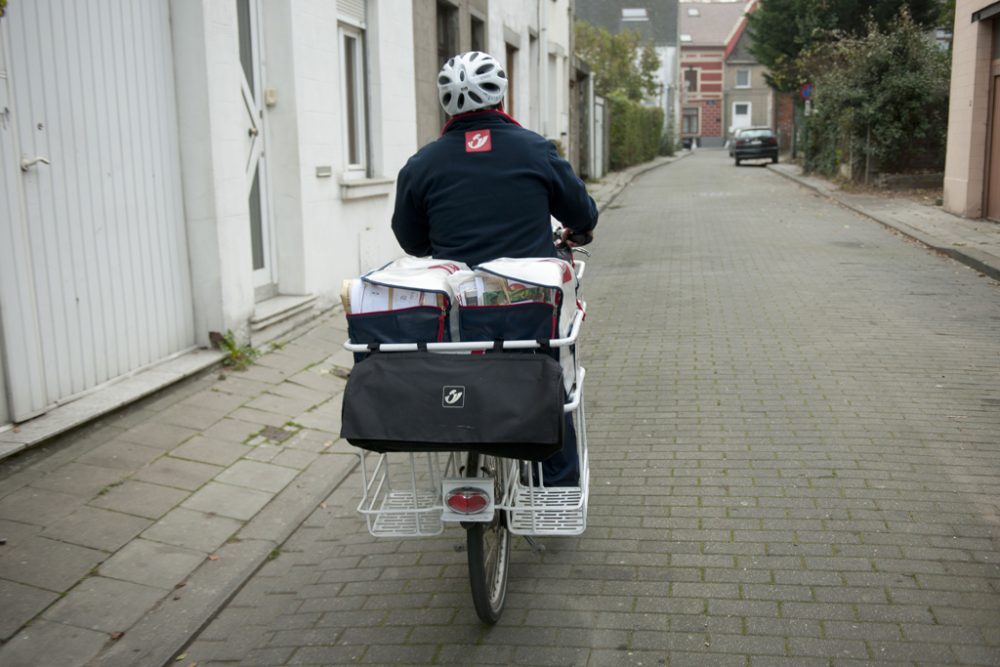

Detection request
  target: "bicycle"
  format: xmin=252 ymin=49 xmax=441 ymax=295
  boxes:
xmin=340 ymin=250 xmax=589 ymax=623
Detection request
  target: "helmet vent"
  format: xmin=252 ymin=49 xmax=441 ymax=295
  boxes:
xmin=457 ymin=93 xmax=465 ymax=109
xmin=468 ymin=91 xmax=482 ymax=104
xmin=438 ymin=75 xmax=450 ymax=85
xmin=442 ymin=93 xmax=452 ymax=105
xmin=475 ymin=64 xmax=494 ymax=75
xmin=481 ymin=83 xmax=499 ymax=93
xmin=459 ymin=70 xmax=465 ymax=82
xmin=498 ymin=70 xmax=506 ymax=79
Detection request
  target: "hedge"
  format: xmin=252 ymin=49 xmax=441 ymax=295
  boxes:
xmin=608 ymin=93 xmax=664 ymax=171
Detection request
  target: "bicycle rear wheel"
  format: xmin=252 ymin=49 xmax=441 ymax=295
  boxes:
xmin=465 ymin=451 xmax=511 ymax=624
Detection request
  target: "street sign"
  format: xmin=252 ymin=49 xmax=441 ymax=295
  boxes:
xmin=799 ymin=83 xmax=813 ymax=100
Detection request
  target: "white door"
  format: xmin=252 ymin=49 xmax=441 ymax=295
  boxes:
xmin=237 ymin=0 xmax=276 ymax=300
xmin=732 ymin=102 xmax=752 ymax=133
xmin=0 ymin=1 xmax=195 ymax=422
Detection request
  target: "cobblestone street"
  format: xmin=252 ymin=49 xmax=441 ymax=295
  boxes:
xmin=185 ymin=149 xmax=1000 ymax=666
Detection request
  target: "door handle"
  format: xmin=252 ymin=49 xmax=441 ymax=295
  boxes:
xmin=20 ymin=156 xmax=50 ymax=171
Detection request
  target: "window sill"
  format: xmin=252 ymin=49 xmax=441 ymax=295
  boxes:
xmin=340 ymin=176 xmax=395 ymax=201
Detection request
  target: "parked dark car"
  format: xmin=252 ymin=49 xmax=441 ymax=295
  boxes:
xmin=733 ymin=128 xmax=778 ymax=165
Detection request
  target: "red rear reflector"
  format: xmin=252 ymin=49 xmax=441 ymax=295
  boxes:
xmin=446 ymin=488 xmax=490 ymax=514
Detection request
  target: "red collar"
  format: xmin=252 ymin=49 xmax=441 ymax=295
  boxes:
xmin=441 ymin=109 xmax=522 ymax=135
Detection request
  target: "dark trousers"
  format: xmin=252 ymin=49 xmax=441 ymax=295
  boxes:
xmin=540 ymin=410 xmax=579 ymax=486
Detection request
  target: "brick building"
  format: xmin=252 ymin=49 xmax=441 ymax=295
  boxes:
xmin=679 ymin=0 xmax=751 ymax=147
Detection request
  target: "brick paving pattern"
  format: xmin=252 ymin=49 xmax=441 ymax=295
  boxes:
xmin=183 ymin=150 xmax=1000 ymax=666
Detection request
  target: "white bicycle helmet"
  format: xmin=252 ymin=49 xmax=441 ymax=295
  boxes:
xmin=437 ymin=51 xmax=508 ymax=116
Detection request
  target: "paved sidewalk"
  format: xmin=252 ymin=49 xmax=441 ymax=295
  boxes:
xmin=0 ymin=154 xmax=683 ymax=667
xmin=769 ymin=162 xmax=1000 ymax=282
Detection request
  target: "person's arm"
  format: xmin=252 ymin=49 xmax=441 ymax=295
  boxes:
xmin=546 ymin=143 xmax=598 ymax=241
xmin=390 ymin=162 xmax=433 ymax=257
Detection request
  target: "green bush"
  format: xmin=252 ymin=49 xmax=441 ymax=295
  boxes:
xmin=659 ymin=122 xmax=677 ymax=157
xmin=803 ymin=8 xmax=949 ymax=180
xmin=608 ymin=93 xmax=664 ymax=170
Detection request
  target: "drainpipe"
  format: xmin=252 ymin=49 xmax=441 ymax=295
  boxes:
xmin=538 ymin=0 xmax=548 ymax=138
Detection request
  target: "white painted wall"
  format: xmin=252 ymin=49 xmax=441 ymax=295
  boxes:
xmin=260 ymin=0 xmax=415 ymax=304
xmin=171 ymin=0 xmax=255 ymax=346
xmin=490 ymin=0 xmax=572 ymax=145
xmin=490 ymin=0 xmax=540 ymax=131
xmin=172 ymin=0 xmax=416 ymax=342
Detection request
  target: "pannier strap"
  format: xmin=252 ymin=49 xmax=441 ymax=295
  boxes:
xmin=536 ymin=338 xmax=552 ymax=351
xmin=417 ymin=341 xmax=428 ymax=352
xmin=492 ymin=338 xmax=504 ymax=352
xmin=367 ymin=342 xmax=381 ymax=352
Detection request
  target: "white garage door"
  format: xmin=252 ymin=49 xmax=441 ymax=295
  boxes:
xmin=0 ymin=1 xmax=195 ymax=423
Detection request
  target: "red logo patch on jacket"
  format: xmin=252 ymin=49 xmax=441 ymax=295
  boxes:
xmin=465 ymin=130 xmax=492 ymax=153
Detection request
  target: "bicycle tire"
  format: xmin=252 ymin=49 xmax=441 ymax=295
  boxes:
xmin=465 ymin=451 xmax=511 ymax=624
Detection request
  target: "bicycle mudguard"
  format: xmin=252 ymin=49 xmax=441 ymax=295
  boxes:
xmin=341 ymin=351 xmax=564 ymax=461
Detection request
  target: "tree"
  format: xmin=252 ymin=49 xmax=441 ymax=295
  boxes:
xmin=747 ymin=0 xmax=943 ymax=91
xmin=804 ymin=8 xmax=950 ymax=178
xmin=575 ymin=20 xmax=661 ymax=101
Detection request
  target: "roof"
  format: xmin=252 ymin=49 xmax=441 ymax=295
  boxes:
xmin=678 ymin=0 xmax=751 ymax=47
xmin=575 ymin=0 xmax=680 ymax=47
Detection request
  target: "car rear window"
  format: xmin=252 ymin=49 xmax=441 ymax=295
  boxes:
xmin=741 ymin=129 xmax=774 ymax=139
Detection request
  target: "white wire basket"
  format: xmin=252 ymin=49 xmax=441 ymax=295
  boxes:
xmin=354 ymin=372 xmax=588 ymax=539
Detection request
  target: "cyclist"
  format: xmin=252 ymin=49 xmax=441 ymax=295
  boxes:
xmin=391 ymin=50 xmax=598 ymax=486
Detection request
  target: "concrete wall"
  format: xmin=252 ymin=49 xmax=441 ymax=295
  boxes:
xmin=489 ymin=0 xmax=541 ymax=131
xmin=171 ymin=0 xmax=255 ymax=345
xmin=723 ymin=62 xmax=772 ymax=135
xmin=943 ymin=1 xmax=994 ymax=219
xmin=413 ymin=0 xmax=490 ymax=148
xmin=172 ymin=0 xmax=416 ymax=345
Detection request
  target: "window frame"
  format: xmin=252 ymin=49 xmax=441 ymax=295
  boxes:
xmin=339 ymin=22 xmax=369 ymax=176
xmin=682 ymin=107 xmax=700 ymax=135
xmin=684 ymin=67 xmax=699 ymax=94
xmin=735 ymin=68 xmax=751 ymax=89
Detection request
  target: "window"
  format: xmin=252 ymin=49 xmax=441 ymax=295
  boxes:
xmin=471 ymin=15 xmax=486 ymax=52
xmin=505 ymin=43 xmax=517 ymax=115
xmin=736 ymin=69 xmax=750 ymax=88
xmin=340 ymin=24 xmax=368 ymax=172
xmin=621 ymin=8 xmax=648 ymax=21
xmin=680 ymin=33 xmax=692 ymax=42
xmin=437 ymin=2 xmax=459 ymax=127
xmin=687 ymin=7 xmax=700 ymax=16
xmin=684 ymin=67 xmax=698 ymax=93
xmin=682 ymin=107 xmax=699 ymax=135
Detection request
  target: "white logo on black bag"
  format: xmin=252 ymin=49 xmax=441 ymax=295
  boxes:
xmin=442 ymin=386 xmax=465 ymax=408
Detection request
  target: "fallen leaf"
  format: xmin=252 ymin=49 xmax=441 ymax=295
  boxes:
xmin=174 ymin=581 xmax=187 ymax=589
xmin=323 ymin=440 xmax=333 ymax=448
xmin=320 ymin=502 xmax=328 ymax=509
xmin=207 ymin=554 xmax=220 ymax=561
xmin=110 ymin=631 xmax=125 ymax=640
xmin=175 ymin=654 xmax=186 ymax=662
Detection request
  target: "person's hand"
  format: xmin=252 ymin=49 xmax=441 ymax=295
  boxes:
xmin=560 ymin=228 xmax=594 ymax=247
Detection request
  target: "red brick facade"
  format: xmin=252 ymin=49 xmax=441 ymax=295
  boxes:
xmin=699 ymin=100 xmax=723 ymax=139
xmin=775 ymin=92 xmax=795 ymax=153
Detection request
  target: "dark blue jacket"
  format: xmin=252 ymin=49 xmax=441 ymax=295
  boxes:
xmin=391 ymin=111 xmax=598 ymax=267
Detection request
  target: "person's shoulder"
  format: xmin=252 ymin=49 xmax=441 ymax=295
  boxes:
xmin=403 ymin=136 xmax=451 ymax=168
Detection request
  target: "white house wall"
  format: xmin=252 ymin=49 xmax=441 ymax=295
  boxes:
xmin=172 ymin=0 xmax=415 ymax=344
xmin=171 ymin=0 xmax=255 ymax=346
xmin=490 ymin=1 xmax=539 ymax=130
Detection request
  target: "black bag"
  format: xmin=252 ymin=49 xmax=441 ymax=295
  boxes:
xmin=341 ymin=351 xmax=564 ymax=461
